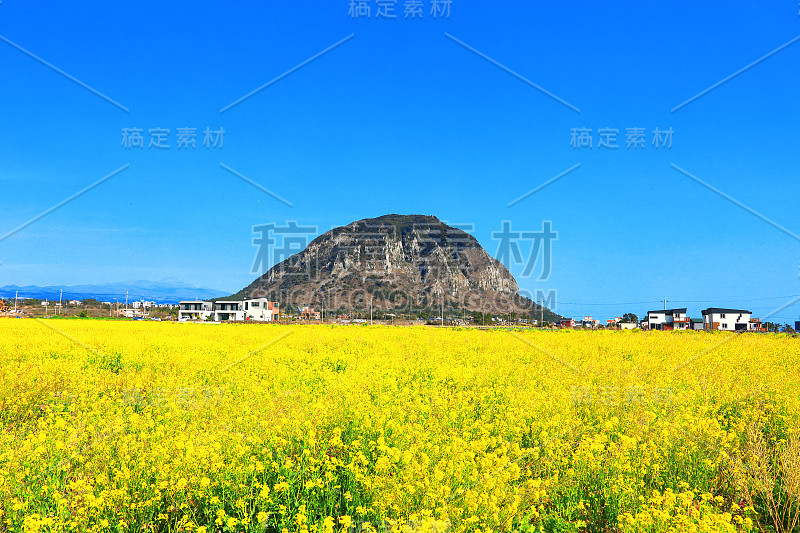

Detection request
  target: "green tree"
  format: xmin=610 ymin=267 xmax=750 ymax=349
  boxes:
xmin=621 ymin=313 xmax=638 ymax=323
xmin=471 ymin=311 xmax=492 ymax=326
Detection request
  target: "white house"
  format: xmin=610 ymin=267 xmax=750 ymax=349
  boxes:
xmin=119 ymin=308 xmax=147 ymax=318
xmin=581 ymin=316 xmax=600 ymax=328
xmin=243 ymin=298 xmax=279 ymax=321
xmin=178 ymin=300 xmax=214 ymax=321
xmin=619 ymin=322 xmax=637 ymax=330
xmin=646 ymin=308 xmax=690 ymax=330
xmin=213 ymin=300 xmax=244 ymax=322
xmin=214 ymin=298 xmax=280 ymax=322
xmin=179 ymin=299 xmax=279 ymax=322
xmin=702 ymin=308 xmax=753 ymax=331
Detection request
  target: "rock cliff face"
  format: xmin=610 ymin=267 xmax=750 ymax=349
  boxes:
xmin=236 ymin=214 xmax=554 ymax=316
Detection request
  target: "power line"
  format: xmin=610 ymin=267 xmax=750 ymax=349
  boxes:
xmin=670 ymin=295 xmax=800 ymax=303
xmin=555 ymin=294 xmax=800 ymax=306
xmin=557 ymin=300 xmax=661 ymax=306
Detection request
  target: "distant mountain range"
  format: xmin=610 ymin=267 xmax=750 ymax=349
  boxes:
xmin=0 ymin=280 xmax=228 ymax=304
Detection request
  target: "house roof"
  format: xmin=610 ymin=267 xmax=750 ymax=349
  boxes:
xmin=691 ymin=318 xmax=703 ymax=323
xmin=701 ymin=308 xmax=752 ymax=315
xmin=647 ymin=308 xmax=687 ymax=315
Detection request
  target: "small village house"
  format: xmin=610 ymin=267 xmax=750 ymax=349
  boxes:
xmin=118 ymin=308 xmax=147 ymax=319
xmin=581 ymin=316 xmax=600 ymax=328
xmin=177 ymin=300 xmax=214 ymax=321
xmin=646 ymin=308 xmax=690 ymax=330
xmin=178 ymin=298 xmax=279 ymax=322
xmin=701 ymin=308 xmax=753 ymax=331
xmin=244 ymin=299 xmax=279 ymax=321
xmin=298 ymin=306 xmax=321 ymax=320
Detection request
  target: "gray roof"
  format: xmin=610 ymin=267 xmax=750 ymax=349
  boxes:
xmin=701 ymin=308 xmax=752 ymax=315
xmin=647 ymin=308 xmax=687 ymax=315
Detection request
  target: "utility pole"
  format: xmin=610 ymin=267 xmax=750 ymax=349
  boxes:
xmin=59 ymin=289 xmax=63 ymax=315
xmin=14 ymin=291 xmax=18 ymax=313
xmin=662 ymin=297 xmax=668 ymax=311
xmin=540 ymin=298 xmax=543 ymax=327
xmin=125 ymin=291 xmax=129 ymax=309
xmin=441 ymin=298 xmax=444 ymax=326
xmin=370 ymin=295 xmax=373 ymax=325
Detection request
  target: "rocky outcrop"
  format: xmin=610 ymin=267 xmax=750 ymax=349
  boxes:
xmin=236 ymin=214 xmax=555 ymax=316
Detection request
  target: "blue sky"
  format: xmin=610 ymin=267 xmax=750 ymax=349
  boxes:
xmin=1 ymin=0 xmax=799 ymax=322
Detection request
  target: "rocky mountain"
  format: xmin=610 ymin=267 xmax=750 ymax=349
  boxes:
xmin=235 ymin=214 xmax=560 ymax=319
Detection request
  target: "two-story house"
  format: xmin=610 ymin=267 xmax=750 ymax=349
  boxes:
xmin=701 ymin=308 xmax=752 ymax=331
xmin=178 ymin=298 xmax=279 ymax=322
xmin=646 ymin=308 xmax=690 ymax=330
xmin=178 ymin=300 xmax=214 ymax=321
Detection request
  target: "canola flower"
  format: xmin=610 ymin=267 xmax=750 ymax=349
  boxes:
xmin=1 ymin=320 xmax=798 ymax=532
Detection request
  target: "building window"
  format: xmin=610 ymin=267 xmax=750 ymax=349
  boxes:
xmin=720 ymin=313 xmax=726 ymax=318
xmin=252 ymin=302 xmax=260 ymax=307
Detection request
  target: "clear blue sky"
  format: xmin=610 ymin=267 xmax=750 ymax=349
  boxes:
xmin=1 ymin=0 xmax=799 ymax=322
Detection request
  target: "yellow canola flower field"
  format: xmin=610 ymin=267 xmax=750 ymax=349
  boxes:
xmin=1 ymin=320 xmax=799 ymax=533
